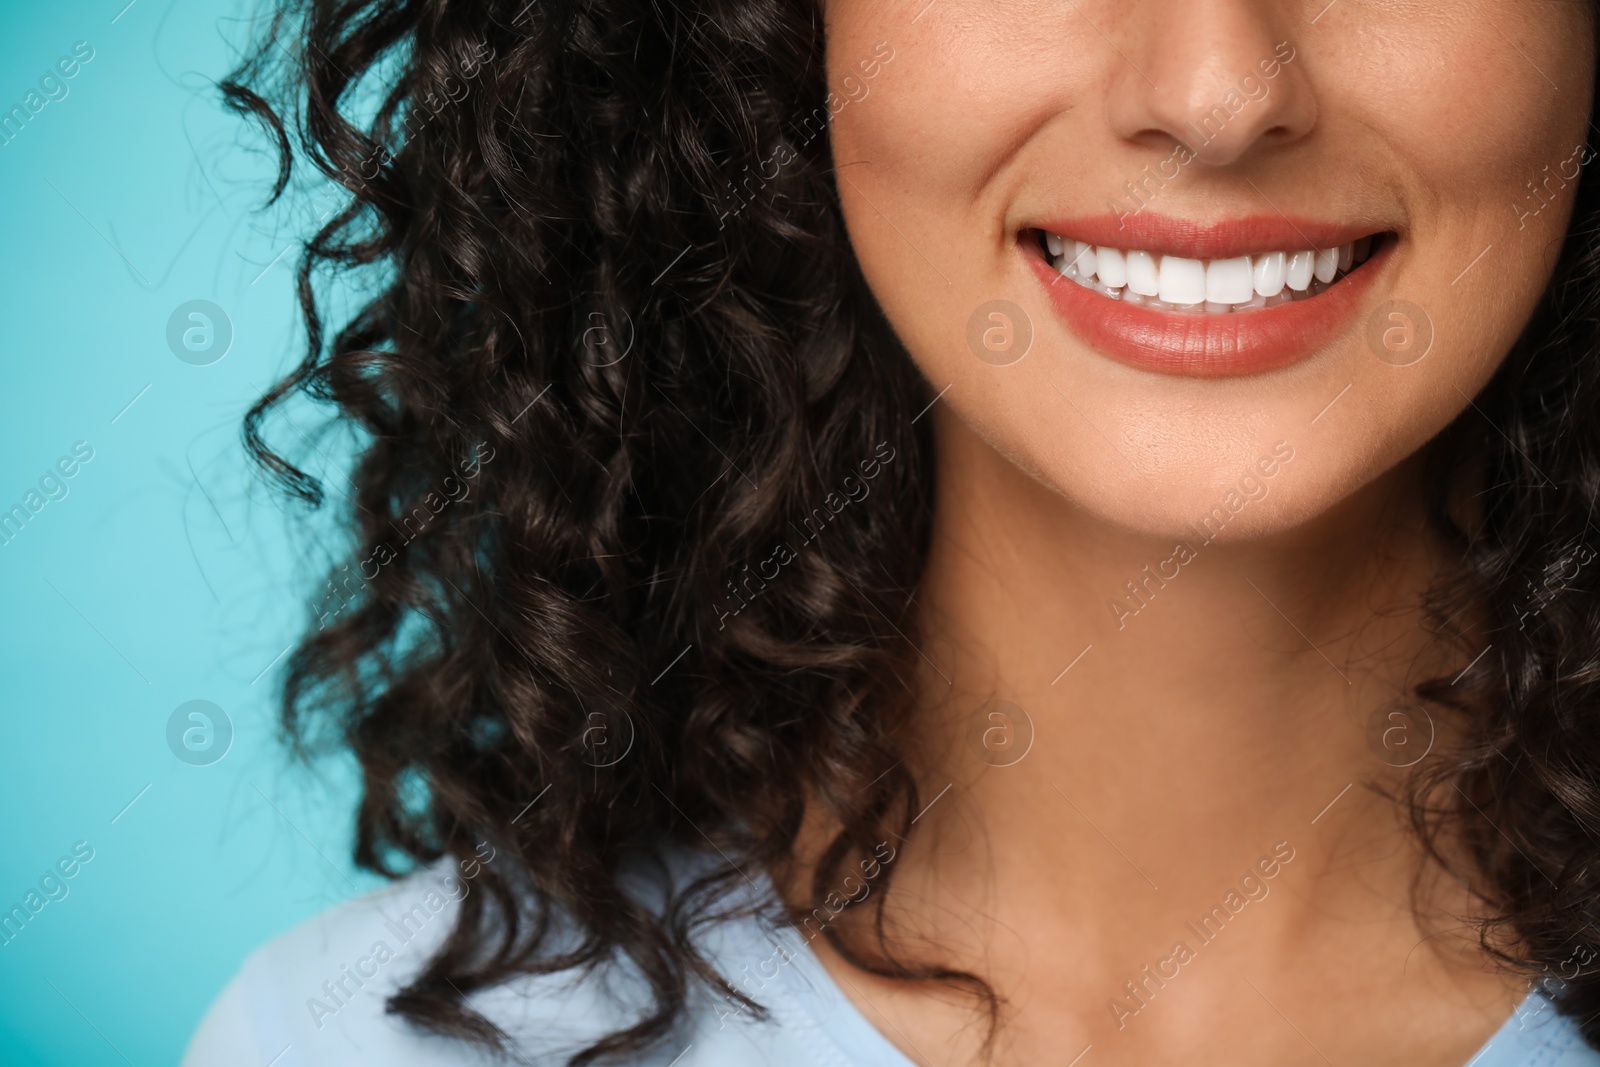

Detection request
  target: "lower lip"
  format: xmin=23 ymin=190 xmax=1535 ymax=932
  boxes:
xmin=1027 ymin=239 xmax=1391 ymax=378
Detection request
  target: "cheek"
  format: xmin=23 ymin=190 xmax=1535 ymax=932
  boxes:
xmin=1347 ymin=14 xmax=1591 ymax=281
xmin=1349 ymin=12 xmax=1591 ymax=203
xmin=829 ymin=8 xmax=1103 ymax=472
xmin=828 ymin=1 xmax=1089 ymax=286
xmin=1337 ymin=9 xmax=1592 ymax=477
xmin=828 ymin=21 xmax=985 ymax=281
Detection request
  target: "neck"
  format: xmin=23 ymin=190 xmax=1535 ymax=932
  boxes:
xmin=884 ymin=403 xmax=1471 ymax=974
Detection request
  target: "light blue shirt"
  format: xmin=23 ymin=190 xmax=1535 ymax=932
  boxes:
xmin=182 ymin=858 xmax=1600 ymax=1066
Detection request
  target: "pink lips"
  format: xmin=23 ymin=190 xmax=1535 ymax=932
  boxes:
xmin=1027 ymin=213 xmax=1393 ymax=378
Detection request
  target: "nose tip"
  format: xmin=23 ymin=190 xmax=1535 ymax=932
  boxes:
xmin=1106 ymin=9 xmax=1312 ymax=168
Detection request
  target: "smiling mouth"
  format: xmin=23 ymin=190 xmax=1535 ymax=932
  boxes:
xmin=1029 ymin=227 xmax=1394 ymax=314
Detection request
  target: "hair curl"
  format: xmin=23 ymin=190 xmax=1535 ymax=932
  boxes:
xmin=223 ymin=0 xmax=1600 ymax=1061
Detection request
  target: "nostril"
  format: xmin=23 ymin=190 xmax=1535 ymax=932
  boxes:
xmin=1105 ymin=37 xmax=1313 ymax=170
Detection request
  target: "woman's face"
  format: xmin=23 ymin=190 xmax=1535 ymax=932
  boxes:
xmin=827 ymin=1 xmax=1593 ymax=540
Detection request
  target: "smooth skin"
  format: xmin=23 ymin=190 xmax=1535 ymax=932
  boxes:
xmin=796 ymin=1 xmax=1596 ymax=1064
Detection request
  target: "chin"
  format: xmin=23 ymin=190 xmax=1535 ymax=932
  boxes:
xmin=1011 ymin=412 xmax=1402 ymax=550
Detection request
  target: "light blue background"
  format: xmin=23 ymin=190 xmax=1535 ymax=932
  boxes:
xmin=0 ymin=2 xmax=382 ymax=1063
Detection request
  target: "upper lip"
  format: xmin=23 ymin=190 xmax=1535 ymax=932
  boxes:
xmin=1027 ymin=212 xmax=1391 ymax=260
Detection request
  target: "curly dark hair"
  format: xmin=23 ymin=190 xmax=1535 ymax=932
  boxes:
xmin=221 ymin=0 xmax=1600 ymax=1061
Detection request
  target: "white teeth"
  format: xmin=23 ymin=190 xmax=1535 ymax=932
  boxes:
xmin=1252 ymin=251 xmax=1286 ymax=297
xmin=1313 ymin=247 xmax=1339 ymax=284
xmin=1043 ymin=231 xmax=1379 ymax=313
xmin=1158 ymin=255 xmax=1206 ymax=305
xmin=1068 ymin=269 xmax=1124 ymax=301
xmin=1205 ymin=256 xmax=1254 ymax=305
xmin=1125 ymin=250 xmax=1160 ymax=297
xmin=1070 ymin=241 xmax=1098 ymax=280
xmin=1095 ymin=246 xmax=1128 ymax=289
xmin=1286 ymin=250 xmax=1315 ymax=291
